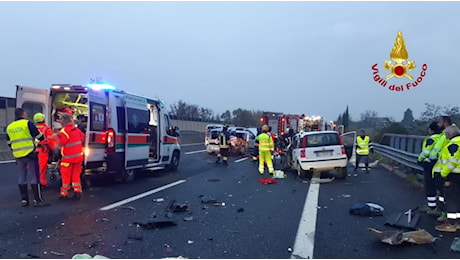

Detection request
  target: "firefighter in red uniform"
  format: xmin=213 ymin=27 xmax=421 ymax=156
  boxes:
xmin=33 ymin=113 xmax=53 ymax=187
xmin=58 ymin=113 xmax=85 ymax=200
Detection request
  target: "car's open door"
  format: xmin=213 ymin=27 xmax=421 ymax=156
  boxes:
xmin=16 ymin=85 xmax=50 ymax=124
xmin=341 ymin=131 xmax=356 ymax=160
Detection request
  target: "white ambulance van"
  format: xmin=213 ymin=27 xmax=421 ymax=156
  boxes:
xmin=16 ymin=83 xmax=181 ymax=183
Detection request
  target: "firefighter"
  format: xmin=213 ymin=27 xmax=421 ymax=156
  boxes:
xmin=33 ymin=112 xmax=53 ymax=187
xmin=429 ymin=115 xmax=454 ymax=220
xmin=353 ymin=129 xmax=373 ymax=176
xmin=256 ymin=125 xmax=274 ymax=175
xmin=434 ymin=125 xmax=460 ymax=232
xmin=58 ymin=113 xmax=85 ymax=200
xmin=417 ymin=121 xmax=442 ymax=213
xmin=6 ymin=108 xmax=48 ymax=207
xmin=216 ymin=125 xmax=230 ymax=165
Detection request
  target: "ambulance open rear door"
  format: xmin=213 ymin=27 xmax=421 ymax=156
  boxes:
xmin=15 ymin=85 xmax=50 ymax=124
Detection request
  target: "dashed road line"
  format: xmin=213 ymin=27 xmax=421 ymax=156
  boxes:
xmin=291 ymin=172 xmax=321 ymax=259
xmin=234 ymin=157 xmax=248 ymax=163
xmin=184 ymin=149 xmax=207 ymax=155
xmin=100 ymin=180 xmax=186 ymax=211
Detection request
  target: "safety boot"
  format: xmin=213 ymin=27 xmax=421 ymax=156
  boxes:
xmin=18 ymin=184 xmax=29 ymax=207
xmin=435 ymin=222 xmax=457 ymax=232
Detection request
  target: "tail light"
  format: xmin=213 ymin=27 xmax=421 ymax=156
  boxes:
xmin=300 ymin=149 xmax=306 ymax=158
xmin=106 ymin=129 xmax=116 ymax=153
xmin=337 ymin=134 xmax=346 ymax=155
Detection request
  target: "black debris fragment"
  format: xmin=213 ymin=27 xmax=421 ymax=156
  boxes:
xmin=237 ymin=208 xmax=244 ymax=213
xmin=134 ymin=221 xmax=177 ymax=229
xmin=168 ymin=200 xmax=189 ymax=212
xmin=127 ymin=235 xmax=143 ymax=241
xmin=206 ymin=178 xmax=222 ymax=182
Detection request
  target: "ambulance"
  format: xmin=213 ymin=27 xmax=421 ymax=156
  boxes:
xmin=16 ymin=83 xmax=181 ymax=183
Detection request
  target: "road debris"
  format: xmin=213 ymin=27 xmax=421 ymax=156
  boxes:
xmin=187 ymin=240 xmax=194 ymax=244
xmin=340 ymin=194 xmax=351 ymax=199
xmin=201 ymin=198 xmax=225 ymax=206
xmin=19 ymin=253 xmax=40 ymax=258
xmin=206 ymin=178 xmax=222 ymax=182
xmin=50 ymin=251 xmax=65 ymax=256
xmin=168 ymin=200 xmax=189 ymax=212
xmin=183 ymin=216 xmax=194 ymax=221
xmin=72 ymin=253 xmax=109 ymax=259
xmin=127 ymin=235 xmax=143 ymax=241
xmin=350 ymin=202 xmax=384 ymax=217
xmin=451 ymin=237 xmax=460 ymax=252
xmin=367 ymin=228 xmax=437 ymax=245
xmin=273 ymin=170 xmax=286 ymax=179
xmin=258 ymin=178 xmax=277 ymax=184
xmin=237 ymin=208 xmax=244 ymax=213
xmin=121 ymin=206 xmax=136 ymax=211
xmin=153 ymin=198 xmax=165 ymax=202
xmin=287 ymin=247 xmax=293 ymax=252
xmin=36 ymin=228 xmax=43 ymax=232
xmin=134 ymin=221 xmax=177 ymax=229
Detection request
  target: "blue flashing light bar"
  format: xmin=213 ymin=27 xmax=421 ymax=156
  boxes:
xmin=86 ymin=83 xmax=116 ymax=91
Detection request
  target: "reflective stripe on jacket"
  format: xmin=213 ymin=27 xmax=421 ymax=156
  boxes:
xmin=256 ymin=133 xmax=274 ymax=152
xmin=439 ymin=136 xmax=460 ymax=178
xmin=356 ymin=136 xmax=370 ymax=155
xmin=418 ymin=133 xmax=441 ymax=162
xmin=59 ymin=123 xmax=84 ymax=163
xmin=6 ymin=119 xmax=36 ymax=158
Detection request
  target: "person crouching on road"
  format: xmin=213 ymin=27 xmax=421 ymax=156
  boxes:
xmin=353 ymin=129 xmax=373 ymax=176
xmin=58 ymin=113 xmax=85 ymax=200
xmin=216 ymin=125 xmax=230 ymax=165
xmin=256 ymin=125 xmax=274 ymax=175
xmin=6 ymin=108 xmax=48 ymax=207
xmin=417 ymin=122 xmax=442 ymax=213
xmin=33 ymin=112 xmax=53 ymax=187
xmin=434 ymin=125 xmax=460 ymax=232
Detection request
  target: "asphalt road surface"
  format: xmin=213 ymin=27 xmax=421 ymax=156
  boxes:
xmin=1 ymin=144 xmax=459 ymax=259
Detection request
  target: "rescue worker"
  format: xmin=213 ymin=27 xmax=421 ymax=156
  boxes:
xmin=429 ymin=115 xmax=454 ymax=219
xmin=6 ymin=108 xmax=47 ymax=207
xmin=434 ymin=125 xmax=460 ymax=232
xmin=256 ymin=125 xmax=274 ymax=175
xmin=417 ymin=122 xmax=442 ymax=213
xmin=353 ymin=129 xmax=373 ymax=176
xmin=58 ymin=113 xmax=85 ymax=200
xmin=33 ymin=112 xmax=53 ymax=187
xmin=216 ymin=125 xmax=230 ymax=165
xmin=252 ymin=127 xmax=261 ymax=161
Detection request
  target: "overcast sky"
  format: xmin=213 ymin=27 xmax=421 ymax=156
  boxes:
xmin=1 ymin=1 xmax=459 ymax=122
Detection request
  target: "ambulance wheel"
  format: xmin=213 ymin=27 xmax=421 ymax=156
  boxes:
xmin=124 ymin=169 xmax=135 ymax=182
xmin=167 ymin=151 xmax=180 ymax=171
xmin=46 ymin=168 xmax=61 ymax=188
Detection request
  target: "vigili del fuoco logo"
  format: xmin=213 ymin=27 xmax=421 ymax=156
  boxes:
xmin=371 ymin=31 xmax=427 ymax=91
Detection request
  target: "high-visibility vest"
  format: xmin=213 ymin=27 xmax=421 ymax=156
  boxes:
xmin=418 ymin=133 xmax=441 ymax=162
xmin=218 ymin=131 xmax=229 ymax=149
xmin=430 ymin=131 xmax=447 ymax=161
xmin=6 ymin=119 xmax=37 ymax=158
xmin=256 ymin=133 xmax=274 ymax=152
xmin=439 ymin=136 xmax=460 ymax=178
xmin=356 ymin=136 xmax=370 ymax=155
xmin=59 ymin=124 xmax=84 ymax=163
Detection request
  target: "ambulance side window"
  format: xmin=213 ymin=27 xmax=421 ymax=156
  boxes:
xmin=127 ymin=108 xmax=148 ymax=133
xmin=90 ymin=103 xmax=106 ymax=131
xmin=116 ymin=107 xmax=126 ymax=133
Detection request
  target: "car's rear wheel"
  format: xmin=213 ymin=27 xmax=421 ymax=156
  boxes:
xmin=297 ymin=162 xmax=308 ymax=179
xmin=337 ymin=167 xmax=348 ymax=179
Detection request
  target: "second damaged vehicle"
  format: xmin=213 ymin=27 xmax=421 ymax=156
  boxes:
xmin=285 ymin=130 xmax=355 ymax=179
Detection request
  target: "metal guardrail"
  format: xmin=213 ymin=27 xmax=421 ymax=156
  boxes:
xmin=373 ymin=133 xmax=425 ymax=172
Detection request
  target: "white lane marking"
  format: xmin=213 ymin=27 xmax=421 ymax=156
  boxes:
xmin=100 ymin=180 xmax=186 ymax=211
xmin=234 ymin=157 xmax=248 ymax=163
xmin=180 ymin=143 xmax=204 ymax=147
xmin=291 ymin=173 xmax=321 ymax=259
xmin=184 ymin=149 xmax=207 ymax=155
xmin=0 ymin=160 xmax=15 ymax=164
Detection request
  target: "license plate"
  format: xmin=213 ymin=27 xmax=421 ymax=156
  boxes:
xmin=316 ymin=151 xmax=331 ymax=157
